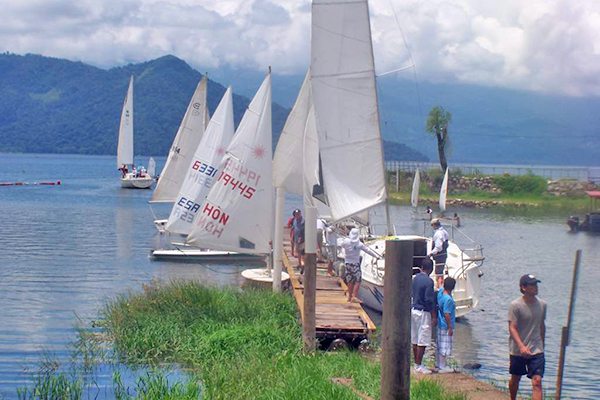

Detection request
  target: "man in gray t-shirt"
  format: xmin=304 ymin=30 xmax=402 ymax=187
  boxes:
xmin=508 ymin=274 xmax=546 ymax=400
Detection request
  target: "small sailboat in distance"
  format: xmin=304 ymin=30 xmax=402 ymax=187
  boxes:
xmin=117 ymin=75 xmax=154 ymax=189
xmin=439 ymin=167 xmax=449 ymax=215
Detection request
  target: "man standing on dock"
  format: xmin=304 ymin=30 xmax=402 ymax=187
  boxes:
xmin=341 ymin=228 xmax=380 ymax=303
xmin=411 ymin=258 xmax=436 ymax=374
xmin=508 ymin=274 xmax=546 ymax=400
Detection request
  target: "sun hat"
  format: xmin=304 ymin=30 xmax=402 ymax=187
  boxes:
xmin=349 ymin=228 xmax=360 ymax=243
xmin=519 ymin=274 xmax=541 ymax=287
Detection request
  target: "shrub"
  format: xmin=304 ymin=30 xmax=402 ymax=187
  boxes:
xmin=492 ymin=174 xmax=547 ymax=195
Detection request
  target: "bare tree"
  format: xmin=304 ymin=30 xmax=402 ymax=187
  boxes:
xmin=426 ymin=106 xmax=451 ymax=172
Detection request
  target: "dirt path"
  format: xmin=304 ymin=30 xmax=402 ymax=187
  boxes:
xmin=413 ymin=372 xmax=510 ymax=400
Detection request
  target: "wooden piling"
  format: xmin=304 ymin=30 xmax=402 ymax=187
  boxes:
xmin=381 ymin=239 xmax=413 ymax=400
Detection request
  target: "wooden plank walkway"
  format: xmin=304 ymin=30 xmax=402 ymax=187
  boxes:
xmin=282 ymin=231 xmax=376 ymax=341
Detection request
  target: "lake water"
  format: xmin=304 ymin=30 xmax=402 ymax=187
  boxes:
xmin=1 ymin=153 xmax=599 ymax=399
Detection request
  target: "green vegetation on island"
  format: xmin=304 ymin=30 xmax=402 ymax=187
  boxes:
xmin=389 ymin=170 xmax=595 ymax=213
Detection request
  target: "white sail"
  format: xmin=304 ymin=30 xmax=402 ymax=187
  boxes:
xmin=272 ymin=71 xmax=311 ymax=196
xmin=148 ymin=157 xmax=156 ymax=178
xmin=439 ymin=168 xmax=449 ymax=212
xmin=310 ymin=0 xmax=387 ymax=223
xmin=152 ymin=77 xmax=209 ymax=202
xmin=411 ymin=169 xmax=420 ymax=209
xmin=117 ymin=75 xmax=134 ymax=167
xmin=303 ymin=106 xmax=331 ymax=219
xmin=165 ymin=87 xmax=235 ymax=236
xmin=186 ymin=74 xmax=272 ymax=254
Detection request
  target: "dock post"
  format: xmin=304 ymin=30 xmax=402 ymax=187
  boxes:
xmin=555 ymin=250 xmax=581 ymax=400
xmin=381 ymin=239 xmax=413 ymax=400
xmin=273 ymin=187 xmax=285 ymax=293
xmin=303 ymin=206 xmax=317 ymax=352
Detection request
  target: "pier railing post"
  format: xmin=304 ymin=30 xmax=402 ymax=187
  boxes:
xmin=303 ymin=206 xmax=317 ymax=352
xmin=273 ymin=187 xmax=285 ymax=293
xmin=381 ymin=239 xmax=412 ymax=400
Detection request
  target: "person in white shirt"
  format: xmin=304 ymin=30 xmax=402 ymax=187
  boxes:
xmin=316 ymin=218 xmax=326 ymax=261
xmin=427 ymin=218 xmax=449 ymax=288
xmin=342 ymin=228 xmax=380 ymax=303
xmin=324 ymin=225 xmax=338 ymax=277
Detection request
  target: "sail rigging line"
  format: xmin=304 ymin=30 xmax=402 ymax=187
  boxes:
xmin=377 ymin=65 xmax=414 ymax=78
xmin=386 ymin=0 xmax=424 ymax=128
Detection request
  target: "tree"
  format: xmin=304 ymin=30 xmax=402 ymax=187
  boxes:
xmin=426 ymin=106 xmax=452 ymax=172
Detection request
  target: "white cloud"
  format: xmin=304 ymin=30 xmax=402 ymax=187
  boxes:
xmin=0 ymin=0 xmax=599 ymax=96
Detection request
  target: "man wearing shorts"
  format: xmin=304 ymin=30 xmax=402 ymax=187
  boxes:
xmin=411 ymin=258 xmax=436 ymax=374
xmin=341 ymin=228 xmax=380 ymax=303
xmin=508 ymin=274 xmax=546 ymax=400
xmin=428 ymin=218 xmax=449 ymax=289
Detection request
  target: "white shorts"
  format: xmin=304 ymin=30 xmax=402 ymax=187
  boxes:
xmin=411 ymin=308 xmax=432 ymax=347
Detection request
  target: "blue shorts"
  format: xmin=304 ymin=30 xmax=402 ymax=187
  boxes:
xmin=509 ymin=353 xmax=545 ymax=379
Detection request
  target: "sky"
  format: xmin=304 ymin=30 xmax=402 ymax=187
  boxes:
xmin=2 ymin=0 xmax=600 ymax=97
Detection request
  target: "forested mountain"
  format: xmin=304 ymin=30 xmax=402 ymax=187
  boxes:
xmin=0 ymin=53 xmax=426 ymax=162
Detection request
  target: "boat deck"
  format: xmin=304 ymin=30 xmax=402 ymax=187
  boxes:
xmin=282 ymin=232 xmax=376 ymax=342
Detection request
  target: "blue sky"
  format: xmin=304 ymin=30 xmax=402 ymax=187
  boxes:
xmin=1 ymin=0 xmax=599 ymax=97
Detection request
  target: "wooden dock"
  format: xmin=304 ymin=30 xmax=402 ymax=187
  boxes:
xmin=282 ymin=233 xmax=376 ymax=343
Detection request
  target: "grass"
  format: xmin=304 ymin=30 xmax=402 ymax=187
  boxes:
xmin=96 ymin=280 xmax=465 ymax=400
xmin=17 ymin=281 xmax=468 ymax=399
xmin=388 ymin=187 xmax=591 ymax=213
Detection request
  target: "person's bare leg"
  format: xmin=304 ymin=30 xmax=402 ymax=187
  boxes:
xmin=415 ymin=346 xmax=426 ymax=365
xmin=531 ymin=375 xmax=542 ymax=400
xmin=347 ymin=282 xmax=355 ymax=301
xmin=327 ymin=262 xmax=334 ymax=277
xmin=509 ymin=375 xmax=521 ymax=400
xmin=352 ymin=282 xmax=361 ymax=302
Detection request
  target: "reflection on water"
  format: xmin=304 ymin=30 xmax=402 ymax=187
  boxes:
xmin=0 ymin=153 xmax=599 ymax=399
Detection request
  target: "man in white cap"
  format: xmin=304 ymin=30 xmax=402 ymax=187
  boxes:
xmin=341 ymin=228 xmax=380 ymax=303
xmin=428 ymin=218 xmax=449 ymax=289
xmin=508 ymin=274 xmax=546 ymax=400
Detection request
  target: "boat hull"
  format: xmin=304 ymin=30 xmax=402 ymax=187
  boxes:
xmin=358 ymin=236 xmax=483 ymax=318
xmin=120 ymin=175 xmax=154 ymax=189
xmin=151 ymin=248 xmax=266 ymax=263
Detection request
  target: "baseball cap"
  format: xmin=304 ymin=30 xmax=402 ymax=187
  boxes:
xmin=519 ymin=274 xmax=541 ymax=287
xmin=430 ymin=218 xmax=440 ymax=225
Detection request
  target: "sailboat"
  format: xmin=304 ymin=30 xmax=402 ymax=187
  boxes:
xmin=184 ymin=73 xmax=274 ymax=264
xmin=410 ymin=169 xmax=427 ymax=220
xmin=150 ymin=77 xmax=209 ymax=230
xmin=296 ymin=0 xmax=484 ymax=316
xmin=117 ymin=75 xmax=154 ymax=189
xmin=151 ymin=87 xmax=262 ymax=262
xmin=439 ymin=168 xmax=449 ymax=215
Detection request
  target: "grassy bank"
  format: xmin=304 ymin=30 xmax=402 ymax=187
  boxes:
xmin=388 ymin=171 xmax=596 ymax=213
xmin=18 ymin=281 xmax=467 ymax=400
xmin=388 ymin=190 xmax=590 ymax=213
xmin=99 ymin=281 xmax=465 ymax=399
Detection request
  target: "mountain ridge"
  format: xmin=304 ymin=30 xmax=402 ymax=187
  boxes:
xmin=0 ymin=53 xmax=427 ymax=162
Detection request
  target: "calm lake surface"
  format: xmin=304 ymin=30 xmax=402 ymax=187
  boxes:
xmin=1 ymin=153 xmax=599 ymax=399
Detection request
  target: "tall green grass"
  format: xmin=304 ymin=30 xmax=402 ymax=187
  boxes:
xmin=17 ymin=281 xmax=467 ymax=399
xmin=97 ymin=281 xmax=465 ymax=400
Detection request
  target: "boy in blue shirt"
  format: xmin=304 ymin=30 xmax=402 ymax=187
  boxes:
xmin=436 ymin=277 xmax=456 ymax=373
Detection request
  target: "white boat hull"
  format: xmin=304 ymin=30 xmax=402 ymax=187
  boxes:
xmin=358 ymin=235 xmax=483 ymax=318
xmin=120 ymin=174 xmax=154 ymax=189
xmin=151 ymin=248 xmax=265 ymax=263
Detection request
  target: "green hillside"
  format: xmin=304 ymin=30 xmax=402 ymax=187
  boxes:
xmin=0 ymin=53 xmax=426 ymax=162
